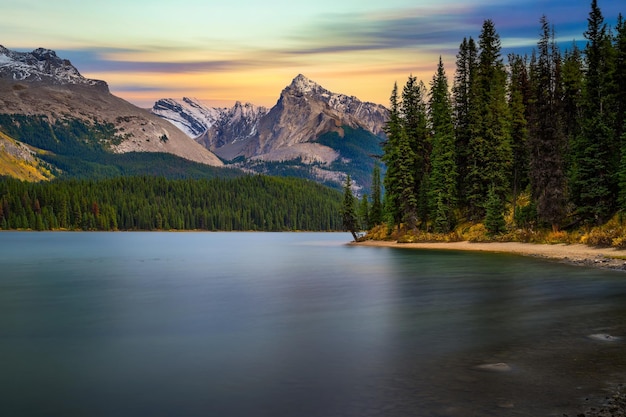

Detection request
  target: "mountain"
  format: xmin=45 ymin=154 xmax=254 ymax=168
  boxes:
xmin=152 ymin=74 xmax=388 ymax=189
xmin=152 ymin=98 xmax=268 ymax=158
xmin=0 ymin=46 xmax=223 ymax=168
xmin=248 ymin=74 xmax=387 ymax=157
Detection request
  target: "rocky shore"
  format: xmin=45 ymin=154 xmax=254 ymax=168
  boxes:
xmin=574 ymin=383 xmax=626 ymax=417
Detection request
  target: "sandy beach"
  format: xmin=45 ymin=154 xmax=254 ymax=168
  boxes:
xmin=354 ymin=240 xmax=626 ymax=271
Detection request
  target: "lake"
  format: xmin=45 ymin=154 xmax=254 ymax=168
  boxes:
xmin=1 ymin=232 xmax=626 ymax=416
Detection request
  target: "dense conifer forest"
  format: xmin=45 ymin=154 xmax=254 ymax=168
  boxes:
xmin=0 ymin=176 xmax=343 ymax=231
xmin=358 ymin=0 xmax=626 ymax=246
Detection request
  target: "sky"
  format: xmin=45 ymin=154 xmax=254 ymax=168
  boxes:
xmin=0 ymin=0 xmax=623 ymax=108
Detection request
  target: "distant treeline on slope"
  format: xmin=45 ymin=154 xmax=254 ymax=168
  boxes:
xmin=0 ymin=175 xmax=343 ymax=231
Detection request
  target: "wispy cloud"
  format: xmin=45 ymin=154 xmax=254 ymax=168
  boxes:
xmin=43 ymin=0 xmax=623 ymax=107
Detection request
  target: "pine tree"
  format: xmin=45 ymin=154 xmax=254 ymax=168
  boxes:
xmin=571 ymin=0 xmax=618 ymax=223
xmin=453 ymin=37 xmax=478 ymax=209
xmin=358 ymin=194 xmax=370 ymax=231
xmin=527 ymin=16 xmax=567 ymax=230
xmin=466 ymin=20 xmax=512 ymax=219
xmin=369 ymin=162 xmax=383 ymax=226
xmin=614 ymin=14 xmax=626 ymax=145
xmin=485 ymin=185 xmax=506 ymax=235
xmin=396 ymin=129 xmax=418 ymax=230
xmin=428 ymin=57 xmax=458 ymax=233
xmin=401 ymin=75 xmax=430 ymax=226
xmin=382 ymin=83 xmax=403 ymax=228
xmin=341 ymin=175 xmax=358 ymax=241
xmin=617 ymin=15 xmax=626 ymax=210
xmin=561 ymin=43 xmax=585 ymax=170
xmin=508 ymin=53 xmax=530 ymax=220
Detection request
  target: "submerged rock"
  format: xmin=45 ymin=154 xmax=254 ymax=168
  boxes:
xmin=588 ymin=333 xmax=621 ymax=342
xmin=473 ymin=362 xmax=512 ymax=372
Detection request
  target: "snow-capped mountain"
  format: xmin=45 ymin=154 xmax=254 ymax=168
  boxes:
xmin=0 ymin=45 xmax=108 ymax=90
xmin=281 ymin=74 xmax=388 ymax=137
xmin=246 ymin=74 xmax=388 ymax=159
xmin=152 ymin=97 xmax=225 ymax=138
xmin=153 ymin=74 xmax=387 ymax=163
xmin=151 ymin=98 xmax=268 ymax=158
xmin=151 ymin=74 xmax=388 ymax=189
xmin=0 ymin=46 xmax=222 ymax=167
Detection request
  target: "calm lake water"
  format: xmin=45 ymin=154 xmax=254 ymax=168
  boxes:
xmin=1 ymin=232 xmax=626 ymax=417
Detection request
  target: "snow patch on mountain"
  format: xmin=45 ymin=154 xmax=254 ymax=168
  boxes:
xmin=0 ymin=45 xmax=108 ymax=90
xmin=152 ymin=97 xmax=224 ymax=138
xmin=151 ymin=98 xmax=268 ymax=148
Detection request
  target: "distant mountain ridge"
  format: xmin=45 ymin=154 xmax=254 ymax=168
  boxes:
xmin=0 ymin=45 xmax=223 ymax=168
xmin=0 ymin=45 xmax=387 ymax=190
xmin=152 ymin=74 xmax=388 ymax=189
xmin=0 ymin=46 xmax=108 ymax=90
xmin=152 ymin=99 xmax=269 ymax=154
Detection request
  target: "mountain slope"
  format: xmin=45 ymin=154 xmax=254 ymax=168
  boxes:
xmin=0 ymin=46 xmax=223 ymax=167
xmin=0 ymin=131 xmax=52 ymax=181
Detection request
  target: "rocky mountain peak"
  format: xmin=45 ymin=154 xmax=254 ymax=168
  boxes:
xmin=0 ymin=45 xmax=108 ymax=91
xmin=286 ymin=74 xmax=327 ymax=96
xmin=31 ymin=48 xmax=58 ymax=60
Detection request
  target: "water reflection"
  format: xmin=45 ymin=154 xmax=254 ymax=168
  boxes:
xmin=0 ymin=232 xmax=625 ymax=416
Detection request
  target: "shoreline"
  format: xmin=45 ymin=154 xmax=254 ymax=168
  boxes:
xmin=353 ymin=239 xmax=626 ymax=271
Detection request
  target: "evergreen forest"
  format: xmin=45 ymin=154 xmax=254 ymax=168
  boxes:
xmin=0 ymin=175 xmax=343 ymax=231
xmin=358 ymin=0 xmax=626 ymax=246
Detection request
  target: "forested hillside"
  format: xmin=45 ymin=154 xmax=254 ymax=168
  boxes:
xmin=0 ymin=114 xmax=235 ymax=180
xmin=0 ymin=175 xmax=342 ymax=231
xmin=372 ymin=0 xmax=626 ymax=243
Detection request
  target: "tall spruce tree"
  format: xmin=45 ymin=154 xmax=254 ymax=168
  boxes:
xmin=466 ymin=20 xmax=512 ymax=219
xmin=508 ymin=53 xmax=530 ymax=219
xmin=485 ymin=184 xmax=506 ymax=235
xmin=396 ymin=129 xmax=418 ymax=230
xmin=615 ymin=14 xmax=626 ymax=144
xmin=369 ymin=162 xmax=384 ymax=226
xmin=341 ymin=175 xmax=358 ymax=241
xmin=428 ymin=57 xmax=458 ymax=233
xmin=528 ymin=16 xmax=567 ymax=230
xmin=571 ymin=0 xmax=619 ymax=223
xmin=358 ymin=194 xmax=370 ymax=231
xmin=453 ymin=37 xmax=478 ymax=210
xmin=561 ymin=43 xmax=585 ymax=170
xmin=616 ymin=15 xmax=626 ymax=210
xmin=382 ymin=83 xmax=403 ymax=228
xmin=401 ymin=75 xmax=430 ymax=226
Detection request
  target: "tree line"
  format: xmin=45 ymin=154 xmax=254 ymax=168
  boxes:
xmin=0 ymin=175 xmax=343 ymax=231
xmin=373 ymin=0 xmax=626 ymax=235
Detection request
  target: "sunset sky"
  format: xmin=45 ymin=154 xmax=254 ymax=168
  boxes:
xmin=0 ymin=0 xmax=622 ymax=108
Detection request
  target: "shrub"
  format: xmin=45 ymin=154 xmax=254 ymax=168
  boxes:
xmin=579 ymin=215 xmax=626 ymax=247
xmin=463 ymin=223 xmax=490 ymax=242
